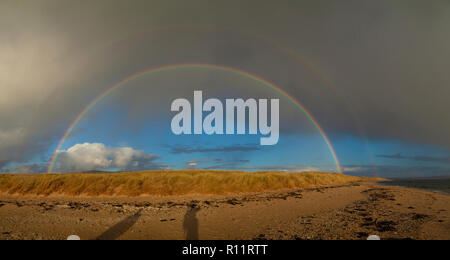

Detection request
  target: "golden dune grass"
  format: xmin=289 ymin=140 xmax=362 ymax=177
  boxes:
xmin=0 ymin=170 xmax=367 ymax=197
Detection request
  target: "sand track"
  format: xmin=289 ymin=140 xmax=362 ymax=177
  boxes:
xmin=0 ymin=182 xmax=448 ymax=240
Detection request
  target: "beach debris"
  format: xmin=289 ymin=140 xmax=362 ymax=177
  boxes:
xmin=226 ymin=199 xmax=242 ymax=205
xmin=356 ymin=232 xmax=369 ymax=238
xmin=375 ymin=221 xmax=397 ymax=232
xmin=68 ymin=202 xmax=89 ymax=210
xmin=411 ymin=213 xmax=429 ymax=220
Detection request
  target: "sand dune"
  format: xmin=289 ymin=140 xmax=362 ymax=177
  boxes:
xmin=0 ymin=170 xmax=365 ymax=196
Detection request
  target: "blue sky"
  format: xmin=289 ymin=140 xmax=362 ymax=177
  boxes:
xmin=53 ymin=88 xmax=339 ymax=172
xmin=3 ymin=59 xmax=449 ymax=178
xmin=33 ymin=74 xmax=449 ymax=178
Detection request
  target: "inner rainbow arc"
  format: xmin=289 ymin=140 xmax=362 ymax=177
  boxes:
xmin=47 ymin=64 xmax=342 ymax=174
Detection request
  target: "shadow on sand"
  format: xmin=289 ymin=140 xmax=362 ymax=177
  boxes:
xmin=96 ymin=209 xmax=143 ymax=240
xmin=183 ymin=206 xmax=201 ymax=240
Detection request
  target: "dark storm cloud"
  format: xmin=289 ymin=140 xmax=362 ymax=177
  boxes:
xmin=212 ymin=41 xmax=254 ymax=66
xmin=1 ymin=0 xmax=450 ymax=170
xmin=377 ymin=154 xmax=450 ymax=164
xmin=2 ymin=163 xmax=48 ymax=174
xmin=169 ymin=144 xmax=260 ymax=154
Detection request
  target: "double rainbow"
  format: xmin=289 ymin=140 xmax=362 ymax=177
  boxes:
xmin=47 ymin=64 xmax=342 ymax=174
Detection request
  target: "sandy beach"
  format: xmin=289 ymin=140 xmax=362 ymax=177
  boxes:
xmin=0 ymin=180 xmax=448 ymax=240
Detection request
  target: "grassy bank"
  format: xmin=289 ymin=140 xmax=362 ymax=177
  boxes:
xmin=0 ymin=170 xmax=365 ymax=197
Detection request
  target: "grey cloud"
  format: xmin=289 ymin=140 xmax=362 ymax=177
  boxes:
xmin=183 ymin=158 xmax=250 ymax=170
xmin=216 ymin=165 xmax=321 ymax=172
xmin=412 ymin=156 xmax=450 ymax=164
xmin=343 ymin=165 xmax=450 ymax=178
xmin=377 ymin=154 xmax=450 ymax=164
xmin=377 ymin=154 xmax=407 ymax=160
xmin=183 ymin=159 xmax=321 ymax=172
xmin=1 ymin=0 xmax=450 ymax=169
xmin=1 ymin=163 xmax=48 ymax=174
xmin=202 ymin=159 xmax=251 ymax=170
xmin=212 ymin=41 xmax=254 ymax=66
xmin=183 ymin=158 xmax=222 ymax=169
xmin=169 ymin=144 xmax=260 ymax=154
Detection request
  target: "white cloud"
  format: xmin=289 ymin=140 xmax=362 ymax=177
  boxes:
xmin=53 ymin=143 xmax=164 ymax=172
xmin=184 ymin=161 xmax=198 ymax=170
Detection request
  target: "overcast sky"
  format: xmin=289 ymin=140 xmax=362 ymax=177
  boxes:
xmin=1 ymin=0 xmax=449 ymax=177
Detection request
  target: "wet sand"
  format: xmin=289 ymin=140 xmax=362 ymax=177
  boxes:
xmin=0 ymin=181 xmax=448 ymax=240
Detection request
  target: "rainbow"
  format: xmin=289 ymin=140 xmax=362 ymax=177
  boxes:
xmin=47 ymin=64 xmax=342 ymax=173
xmin=87 ymin=25 xmax=371 ymax=154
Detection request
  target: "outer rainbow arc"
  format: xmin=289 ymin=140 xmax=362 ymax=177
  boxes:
xmin=108 ymin=25 xmax=371 ymax=166
xmin=47 ymin=64 xmax=342 ymax=174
